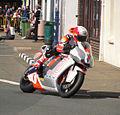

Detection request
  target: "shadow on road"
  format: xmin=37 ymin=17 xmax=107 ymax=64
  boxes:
xmin=72 ymin=90 xmax=120 ymax=99
xmin=34 ymin=90 xmax=120 ymax=99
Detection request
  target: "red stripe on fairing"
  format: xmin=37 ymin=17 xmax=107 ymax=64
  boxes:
xmin=53 ymin=57 xmax=69 ymax=73
xmin=47 ymin=57 xmax=70 ymax=77
xmin=48 ymin=56 xmax=61 ymax=67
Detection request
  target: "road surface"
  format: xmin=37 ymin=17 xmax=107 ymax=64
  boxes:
xmin=0 ymin=41 xmax=120 ymax=115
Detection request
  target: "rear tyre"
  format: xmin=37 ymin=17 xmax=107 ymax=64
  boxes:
xmin=20 ymin=75 xmax=35 ymax=93
xmin=58 ymin=71 xmax=84 ymax=98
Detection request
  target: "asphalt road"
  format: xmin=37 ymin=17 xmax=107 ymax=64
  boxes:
xmin=0 ymin=41 xmax=120 ymax=115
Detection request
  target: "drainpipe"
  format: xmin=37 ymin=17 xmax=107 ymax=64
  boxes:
xmin=53 ymin=0 xmax=59 ymax=46
xmin=42 ymin=0 xmax=46 ymax=20
xmin=99 ymin=0 xmax=105 ymax=61
xmin=44 ymin=0 xmax=47 ymax=20
xmin=50 ymin=0 xmax=54 ymax=21
xmin=60 ymin=0 xmax=63 ymax=39
xmin=46 ymin=0 xmax=54 ymax=21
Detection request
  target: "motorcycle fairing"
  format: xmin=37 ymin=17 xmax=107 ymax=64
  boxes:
xmin=70 ymin=42 xmax=86 ymax=65
xmin=42 ymin=56 xmax=61 ymax=75
xmin=65 ymin=70 xmax=77 ymax=82
xmin=63 ymin=65 xmax=86 ymax=83
xmin=27 ymin=56 xmax=75 ymax=92
xmin=41 ymin=56 xmax=75 ymax=91
xmin=74 ymin=65 xmax=86 ymax=74
xmin=48 ymin=56 xmax=75 ymax=78
xmin=47 ymin=56 xmax=61 ymax=67
xmin=27 ymin=69 xmax=58 ymax=92
xmin=27 ymin=71 xmax=45 ymax=91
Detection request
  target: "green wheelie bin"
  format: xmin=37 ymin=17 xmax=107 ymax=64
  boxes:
xmin=22 ymin=20 xmax=30 ymax=37
xmin=44 ymin=21 xmax=54 ymax=45
xmin=22 ymin=20 xmax=26 ymax=37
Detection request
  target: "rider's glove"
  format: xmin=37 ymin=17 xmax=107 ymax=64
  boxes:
xmin=45 ymin=47 xmax=57 ymax=58
xmin=63 ymin=43 xmax=71 ymax=50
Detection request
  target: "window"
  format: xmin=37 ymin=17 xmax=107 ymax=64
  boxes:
xmin=78 ymin=0 xmax=101 ymax=40
xmin=78 ymin=0 xmax=102 ymax=57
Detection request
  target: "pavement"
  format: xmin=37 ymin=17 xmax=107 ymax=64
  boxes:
xmin=1 ymin=32 xmax=120 ymax=93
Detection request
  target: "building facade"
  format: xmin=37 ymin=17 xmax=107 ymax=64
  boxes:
xmin=60 ymin=0 xmax=120 ymax=67
xmin=99 ymin=0 xmax=120 ymax=67
xmin=22 ymin=0 xmax=42 ymax=11
xmin=78 ymin=0 xmax=120 ymax=67
xmin=28 ymin=0 xmax=120 ymax=67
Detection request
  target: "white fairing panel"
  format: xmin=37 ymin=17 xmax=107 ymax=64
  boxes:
xmin=47 ymin=56 xmax=75 ymax=79
xmin=70 ymin=42 xmax=86 ymax=64
xmin=28 ymin=72 xmax=38 ymax=84
xmin=70 ymin=42 xmax=94 ymax=68
xmin=84 ymin=42 xmax=94 ymax=68
xmin=65 ymin=70 xmax=77 ymax=82
xmin=43 ymin=56 xmax=75 ymax=91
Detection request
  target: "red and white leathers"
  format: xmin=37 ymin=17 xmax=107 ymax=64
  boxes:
xmin=32 ymin=54 xmax=48 ymax=68
xmin=56 ymin=34 xmax=74 ymax=52
xmin=32 ymin=34 xmax=74 ymax=68
xmin=32 ymin=26 xmax=90 ymax=68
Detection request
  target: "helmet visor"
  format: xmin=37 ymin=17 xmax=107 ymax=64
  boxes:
xmin=75 ymin=35 xmax=87 ymax=42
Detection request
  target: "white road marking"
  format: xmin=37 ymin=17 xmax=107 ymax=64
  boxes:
xmin=0 ymin=79 xmax=19 ymax=86
xmin=14 ymin=47 xmax=32 ymax=51
xmin=19 ymin=53 xmax=35 ymax=65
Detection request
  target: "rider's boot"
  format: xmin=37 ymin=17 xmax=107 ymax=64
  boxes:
xmin=32 ymin=55 xmax=48 ymax=68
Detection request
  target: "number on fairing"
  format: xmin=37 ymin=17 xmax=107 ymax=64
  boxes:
xmin=27 ymin=72 xmax=38 ymax=84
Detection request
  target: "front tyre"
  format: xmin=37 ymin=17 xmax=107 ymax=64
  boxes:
xmin=58 ymin=71 xmax=84 ymax=98
xmin=20 ymin=75 xmax=35 ymax=93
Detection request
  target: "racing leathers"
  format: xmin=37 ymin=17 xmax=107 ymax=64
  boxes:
xmin=32 ymin=34 xmax=91 ymax=68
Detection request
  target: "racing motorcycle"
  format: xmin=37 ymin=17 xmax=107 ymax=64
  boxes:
xmin=20 ymin=42 xmax=94 ymax=98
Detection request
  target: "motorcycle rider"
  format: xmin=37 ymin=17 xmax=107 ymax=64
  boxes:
xmin=32 ymin=26 xmax=92 ymax=68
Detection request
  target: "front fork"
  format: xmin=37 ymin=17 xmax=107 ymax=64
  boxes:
xmin=65 ymin=65 xmax=86 ymax=83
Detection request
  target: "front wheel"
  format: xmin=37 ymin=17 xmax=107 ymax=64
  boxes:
xmin=58 ymin=71 xmax=84 ymax=98
xmin=20 ymin=75 xmax=35 ymax=93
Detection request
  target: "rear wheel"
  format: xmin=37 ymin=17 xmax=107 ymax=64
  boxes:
xmin=20 ymin=74 xmax=35 ymax=93
xmin=58 ymin=71 xmax=84 ymax=98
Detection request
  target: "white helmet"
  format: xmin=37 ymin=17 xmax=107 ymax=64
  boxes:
xmin=73 ymin=26 xmax=88 ymax=42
